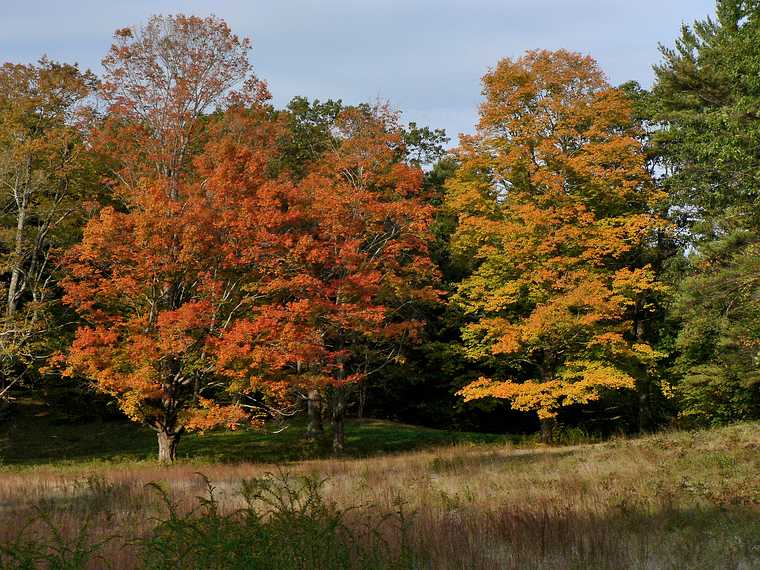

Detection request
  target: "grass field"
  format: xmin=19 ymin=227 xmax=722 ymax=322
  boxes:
xmin=2 ymin=406 xmax=760 ymax=568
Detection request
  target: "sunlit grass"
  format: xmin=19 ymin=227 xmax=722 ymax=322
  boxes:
xmin=2 ymin=419 xmax=760 ymax=568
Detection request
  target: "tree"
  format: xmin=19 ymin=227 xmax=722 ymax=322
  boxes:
xmin=447 ymin=50 xmax=667 ymax=441
xmin=648 ymin=1 xmax=760 ymax=424
xmin=271 ymin=96 xmax=344 ymax=181
xmin=0 ymin=59 xmax=96 ymax=406
xmin=650 ymin=0 xmax=760 ymax=232
xmin=670 ymin=231 xmax=760 ymax=424
xmin=272 ymin=96 xmax=449 ymax=179
xmin=216 ymin=105 xmax=440 ymax=451
xmin=62 ymin=15 xmax=276 ymax=463
xmin=93 ymin=14 xmax=268 ymax=195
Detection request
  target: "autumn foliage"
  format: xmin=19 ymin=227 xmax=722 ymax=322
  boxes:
xmin=62 ymin=15 xmax=282 ymax=462
xmin=216 ymin=105 xmax=440 ymax=450
xmin=2 ymin=6 xmax=727 ymax=464
xmin=447 ymin=50 xmax=667 ymax=440
xmin=59 ymin=15 xmax=439 ymax=460
xmin=0 ymin=59 xmax=97 ymax=403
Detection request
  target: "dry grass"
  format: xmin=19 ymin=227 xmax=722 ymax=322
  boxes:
xmin=2 ymin=422 xmax=760 ymax=568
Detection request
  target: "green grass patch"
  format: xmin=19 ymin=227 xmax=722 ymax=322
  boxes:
xmin=0 ymin=400 xmax=518 ymax=469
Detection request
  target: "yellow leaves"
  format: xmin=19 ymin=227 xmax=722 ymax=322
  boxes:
xmin=631 ymin=342 xmax=667 ymax=369
xmin=454 ymin=271 xmax=521 ymax=316
xmin=536 ymin=408 xmax=558 ymax=420
xmin=660 ymin=380 xmax=676 ymax=399
xmin=458 ymin=360 xmax=635 ymax=420
xmin=559 ymin=360 xmax=636 ymax=394
xmin=457 ymin=377 xmax=561 ymax=420
xmin=118 ymin=390 xmax=146 ymax=423
xmin=481 ymin=281 xmax=522 ymax=313
xmin=457 ymin=268 xmax=649 ymax=367
xmin=631 ymin=342 xmax=657 ymax=356
xmin=518 ymin=276 xmax=624 ymax=342
xmin=461 ymin=324 xmax=499 ymax=360
xmin=461 ymin=318 xmax=521 ymax=359
xmin=612 ymin=266 xmax=669 ymax=300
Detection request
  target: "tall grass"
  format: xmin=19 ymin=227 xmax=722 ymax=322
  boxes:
xmin=2 ymin=422 xmax=760 ymax=568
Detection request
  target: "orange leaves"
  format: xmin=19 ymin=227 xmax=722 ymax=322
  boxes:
xmin=56 ymin=15 xmax=444 ymax=458
xmin=61 ymin=16 xmax=293 ymax=440
xmin=449 ymin=50 xmax=667 ymax=420
xmin=210 ymin=105 xmax=439 ymax=395
xmin=68 ymin=326 xmax=119 ymax=377
xmin=215 ymin=305 xmax=324 ymax=381
xmin=183 ymin=398 xmax=251 ymax=433
xmin=156 ymin=301 xmax=213 ymax=355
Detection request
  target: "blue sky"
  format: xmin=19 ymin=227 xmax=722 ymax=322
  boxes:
xmin=1 ymin=0 xmax=716 ymax=142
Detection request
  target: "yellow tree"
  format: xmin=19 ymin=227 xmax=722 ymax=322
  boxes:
xmin=448 ymin=50 xmax=666 ymax=441
xmin=0 ymin=60 xmax=96 ymax=400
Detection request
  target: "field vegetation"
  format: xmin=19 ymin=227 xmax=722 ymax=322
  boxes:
xmin=2 ymin=419 xmax=760 ymax=569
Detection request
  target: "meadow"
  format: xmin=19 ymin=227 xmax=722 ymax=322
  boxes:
xmin=2 ymin=408 xmax=760 ymax=569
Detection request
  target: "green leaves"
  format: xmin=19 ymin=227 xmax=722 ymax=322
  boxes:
xmin=647 ymin=2 xmax=760 ymax=425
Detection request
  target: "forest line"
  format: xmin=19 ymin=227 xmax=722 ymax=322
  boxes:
xmin=0 ymin=1 xmax=757 ymax=463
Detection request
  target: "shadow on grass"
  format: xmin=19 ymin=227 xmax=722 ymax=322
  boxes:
xmin=5 ymin=471 xmax=760 ymax=569
xmin=427 ymin=448 xmax=576 ymax=474
xmin=409 ymin=500 xmax=760 ymax=569
xmin=0 ymin=402 xmax=520 ymax=467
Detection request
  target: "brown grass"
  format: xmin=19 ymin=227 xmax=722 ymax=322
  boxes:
xmin=2 ymin=422 xmax=760 ymax=568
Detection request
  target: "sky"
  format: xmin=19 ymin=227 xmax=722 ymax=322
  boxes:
xmin=1 ymin=0 xmax=717 ymax=143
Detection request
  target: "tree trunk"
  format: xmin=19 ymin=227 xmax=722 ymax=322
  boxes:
xmin=357 ymin=382 xmax=367 ymax=419
xmin=307 ymin=389 xmax=323 ymax=438
xmin=332 ymin=413 xmax=345 ymax=452
xmin=157 ymin=429 xmax=181 ymax=464
xmin=331 ymin=388 xmax=346 ymax=452
xmin=7 ymin=158 xmax=31 ymax=318
xmin=638 ymin=382 xmax=652 ymax=434
xmin=633 ymin=299 xmax=650 ymax=433
xmin=539 ymin=418 xmax=555 ymax=444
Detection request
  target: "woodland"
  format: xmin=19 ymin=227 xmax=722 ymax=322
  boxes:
xmin=1 ymin=1 xmax=759 ymax=464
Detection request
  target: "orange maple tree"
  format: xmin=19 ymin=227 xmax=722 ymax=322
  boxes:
xmin=216 ymin=105 xmax=440 ymax=450
xmin=61 ymin=15 xmax=281 ymax=462
xmin=447 ymin=50 xmax=667 ymax=441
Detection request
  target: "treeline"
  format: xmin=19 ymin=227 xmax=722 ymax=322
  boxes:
xmin=1 ymin=1 xmax=758 ymax=462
